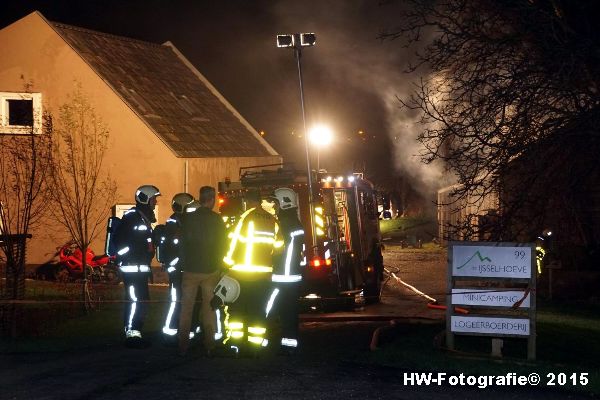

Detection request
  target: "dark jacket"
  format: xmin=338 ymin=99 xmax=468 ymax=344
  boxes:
xmin=181 ymin=206 xmax=227 ymax=273
xmin=155 ymin=213 xmax=183 ymax=268
xmin=113 ymin=206 xmax=155 ymax=266
xmin=272 ymin=208 xmax=305 ymax=283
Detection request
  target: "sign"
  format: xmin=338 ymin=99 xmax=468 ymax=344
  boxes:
xmin=451 ymin=316 xmax=530 ymax=336
xmin=112 ymin=204 xmax=159 ymax=227
xmin=112 ymin=204 xmax=135 ymax=218
xmin=447 ymin=241 xmax=536 ymax=360
xmin=451 ymin=289 xmax=530 ymax=308
xmin=452 ymin=245 xmax=531 ymax=278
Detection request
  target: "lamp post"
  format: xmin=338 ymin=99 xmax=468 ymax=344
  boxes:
xmin=309 ymin=124 xmax=333 ymax=171
xmin=277 ymin=32 xmax=318 ymax=250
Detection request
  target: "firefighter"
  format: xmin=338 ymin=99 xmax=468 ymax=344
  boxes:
xmin=222 ymin=189 xmax=283 ymax=353
xmin=156 ymin=193 xmax=194 ymax=340
xmin=267 ymin=187 xmax=305 ymax=353
xmin=113 ymin=185 xmax=160 ymax=346
xmin=535 ymin=228 xmax=553 ymax=274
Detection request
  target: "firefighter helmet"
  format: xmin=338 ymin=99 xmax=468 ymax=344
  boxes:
xmin=171 ymin=193 xmax=194 ymax=214
xmin=185 ymin=200 xmax=201 ymax=213
xmin=135 ymin=185 xmax=161 ymax=204
xmin=273 ymin=187 xmax=297 ymax=210
xmin=213 ymin=275 xmax=240 ymax=304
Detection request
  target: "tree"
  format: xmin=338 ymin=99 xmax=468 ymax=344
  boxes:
xmin=50 ymin=86 xmax=116 ymax=311
xmin=0 ymin=87 xmax=53 ymax=336
xmin=383 ymin=0 xmax=600 ymax=255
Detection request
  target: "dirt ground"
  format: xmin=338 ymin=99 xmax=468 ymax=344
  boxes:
xmin=297 ymin=246 xmax=447 ymax=323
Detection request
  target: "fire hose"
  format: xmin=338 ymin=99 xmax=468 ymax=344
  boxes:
xmin=370 ymin=268 xmax=469 ymax=351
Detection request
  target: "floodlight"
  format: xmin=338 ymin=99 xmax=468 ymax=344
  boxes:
xmin=309 ymin=124 xmax=333 ymax=147
xmin=277 ymin=34 xmax=294 ymax=48
xmin=300 ymin=33 xmax=316 ymax=46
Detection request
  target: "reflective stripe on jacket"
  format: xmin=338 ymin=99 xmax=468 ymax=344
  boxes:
xmin=223 ymin=207 xmax=283 ymax=273
xmin=272 ymin=209 xmax=305 ymax=283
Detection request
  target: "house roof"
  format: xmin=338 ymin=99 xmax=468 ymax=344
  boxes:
xmin=53 ymin=22 xmax=276 ymax=158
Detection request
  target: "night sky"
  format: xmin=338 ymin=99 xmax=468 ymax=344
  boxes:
xmin=2 ymin=1 xmax=438 ymax=196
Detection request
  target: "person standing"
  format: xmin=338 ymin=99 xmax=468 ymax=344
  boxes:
xmin=113 ymin=185 xmax=161 ymax=347
xmin=268 ymin=188 xmax=305 ymax=353
xmin=156 ymin=193 xmax=194 ymax=340
xmin=179 ymin=186 xmax=227 ymax=356
xmin=222 ymin=189 xmax=283 ymax=352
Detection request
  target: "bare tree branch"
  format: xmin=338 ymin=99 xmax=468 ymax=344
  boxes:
xmin=383 ymin=0 xmax=600 ymax=257
xmin=48 ymin=84 xmax=116 ymax=310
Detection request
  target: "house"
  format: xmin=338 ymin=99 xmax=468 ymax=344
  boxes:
xmin=437 ymin=182 xmax=499 ymax=244
xmin=0 ymin=11 xmax=281 ymax=264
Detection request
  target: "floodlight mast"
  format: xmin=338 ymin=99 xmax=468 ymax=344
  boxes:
xmin=277 ymin=33 xmax=318 ymax=251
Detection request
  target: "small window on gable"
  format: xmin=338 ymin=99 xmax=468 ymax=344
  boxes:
xmin=1 ymin=92 xmax=42 ymax=134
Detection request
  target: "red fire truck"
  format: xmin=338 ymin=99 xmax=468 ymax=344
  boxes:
xmin=218 ymin=164 xmax=384 ymax=308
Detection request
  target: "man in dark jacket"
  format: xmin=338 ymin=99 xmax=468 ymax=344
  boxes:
xmin=113 ymin=185 xmax=160 ymax=346
xmin=178 ymin=186 xmax=227 ymax=356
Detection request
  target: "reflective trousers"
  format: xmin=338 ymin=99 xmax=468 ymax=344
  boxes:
xmin=224 ymin=272 xmax=271 ymax=348
xmin=162 ymin=269 xmax=182 ymax=336
xmin=122 ymin=272 xmax=150 ymax=335
xmin=269 ymin=282 xmax=300 ymax=348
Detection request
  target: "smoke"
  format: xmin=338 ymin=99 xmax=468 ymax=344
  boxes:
xmin=268 ymin=0 xmax=445 ymax=195
xmin=1 ymin=0 xmax=447 ymax=198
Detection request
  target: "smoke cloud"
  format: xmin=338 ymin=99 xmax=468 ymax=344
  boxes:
xmin=267 ymin=0 xmax=444 ymax=196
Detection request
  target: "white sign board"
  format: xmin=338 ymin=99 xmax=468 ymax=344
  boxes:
xmin=112 ymin=204 xmax=159 ymax=227
xmin=451 ymin=289 xmax=530 ymax=308
xmin=452 ymin=245 xmax=531 ymax=278
xmin=113 ymin=204 xmax=135 ymax=218
xmin=451 ymin=316 xmax=530 ymax=336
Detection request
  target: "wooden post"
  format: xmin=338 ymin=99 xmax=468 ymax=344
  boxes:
xmin=528 ymin=248 xmax=537 ymax=360
xmin=446 ymin=245 xmax=454 ymax=350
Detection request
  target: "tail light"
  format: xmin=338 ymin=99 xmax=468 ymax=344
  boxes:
xmin=310 ymin=257 xmax=332 ymax=268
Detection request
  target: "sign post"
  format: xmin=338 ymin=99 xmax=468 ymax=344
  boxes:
xmin=446 ymin=241 xmax=536 ymax=360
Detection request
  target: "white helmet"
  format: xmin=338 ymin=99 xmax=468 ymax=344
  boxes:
xmin=213 ymin=275 xmax=240 ymax=304
xmin=185 ymin=200 xmax=201 ymax=213
xmin=172 ymin=193 xmax=194 ymax=214
xmin=273 ymin=187 xmax=298 ymax=210
xmin=135 ymin=185 xmax=161 ymax=204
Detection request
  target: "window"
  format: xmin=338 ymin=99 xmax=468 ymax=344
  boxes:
xmin=1 ymin=92 xmax=42 ymax=134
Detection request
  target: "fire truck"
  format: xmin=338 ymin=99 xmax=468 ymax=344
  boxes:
xmin=218 ymin=164 xmax=384 ymax=308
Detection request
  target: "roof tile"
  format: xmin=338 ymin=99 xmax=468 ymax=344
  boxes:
xmin=54 ymin=23 xmax=273 ymax=158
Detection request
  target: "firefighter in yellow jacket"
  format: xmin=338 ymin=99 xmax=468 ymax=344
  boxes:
xmin=222 ymin=189 xmax=283 ymax=352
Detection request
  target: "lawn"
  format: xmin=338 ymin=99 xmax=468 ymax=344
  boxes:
xmin=0 ymin=280 xmax=168 ymax=352
xmin=364 ymin=302 xmax=600 ymax=395
xmin=379 ymin=216 xmax=439 ymax=245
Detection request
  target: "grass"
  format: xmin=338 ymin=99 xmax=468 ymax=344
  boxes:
xmin=363 ymin=303 xmax=600 ymax=396
xmin=379 ymin=216 xmax=433 ymax=234
xmin=379 ymin=216 xmax=439 ymax=244
xmin=0 ymin=280 xmax=168 ymax=352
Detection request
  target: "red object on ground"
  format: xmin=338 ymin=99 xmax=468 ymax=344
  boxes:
xmin=427 ymin=303 xmax=469 ymax=314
